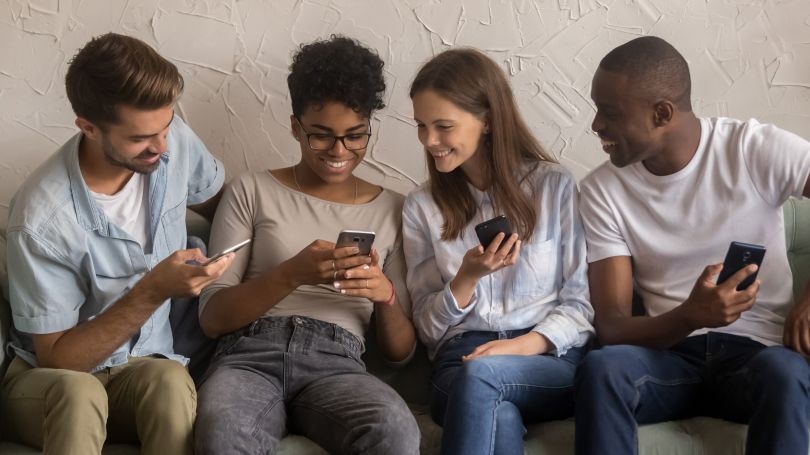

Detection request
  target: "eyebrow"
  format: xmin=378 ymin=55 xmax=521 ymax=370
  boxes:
xmin=308 ymin=122 xmax=369 ymax=133
xmin=127 ymin=113 xmax=175 ymax=140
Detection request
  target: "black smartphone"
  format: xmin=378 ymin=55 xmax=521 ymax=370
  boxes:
xmin=716 ymin=241 xmax=766 ymax=291
xmin=474 ymin=215 xmax=512 ymax=249
xmin=336 ymin=230 xmax=375 ymax=256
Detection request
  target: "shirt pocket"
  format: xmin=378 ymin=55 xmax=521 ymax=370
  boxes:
xmin=510 ymin=238 xmax=557 ymax=296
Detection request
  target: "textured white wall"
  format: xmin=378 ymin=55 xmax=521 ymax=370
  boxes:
xmin=2 ymin=0 xmax=810 ymax=224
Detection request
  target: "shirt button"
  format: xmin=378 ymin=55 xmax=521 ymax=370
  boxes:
xmin=293 ymin=317 xmax=302 ymax=325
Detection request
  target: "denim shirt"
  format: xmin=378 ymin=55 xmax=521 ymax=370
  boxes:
xmin=6 ymin=115 xmax=224 ymax=372
xmin=402 ymin=162 xmax=594 ymax=359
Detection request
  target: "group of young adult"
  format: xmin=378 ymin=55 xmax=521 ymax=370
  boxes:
xmin=0 ymin=28 xmax=808 ymax=455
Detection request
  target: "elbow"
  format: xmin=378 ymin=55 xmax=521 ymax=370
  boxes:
xmin=199 ymin=310 xmax=227 ymax=339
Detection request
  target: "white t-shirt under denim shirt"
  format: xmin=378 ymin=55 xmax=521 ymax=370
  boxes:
xmin=402 ymin=161 xmax=594 ymax=359
xmin=580 ymin=117 xmax=810 ymax=347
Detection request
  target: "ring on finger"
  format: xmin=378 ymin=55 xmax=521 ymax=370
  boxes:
xmin=333 ymin=270 xmax=337 ymax=281
xmin=365 ymin=279 xmax=369 ymax=289
xmin=331 ymin=259 xmax=336 ymax=271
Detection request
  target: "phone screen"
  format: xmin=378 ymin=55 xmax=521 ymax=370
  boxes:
xmin=475 ymin=215 xmax=512 ymax=249
xmin=716 ymin=241 xmax=766 ymax=291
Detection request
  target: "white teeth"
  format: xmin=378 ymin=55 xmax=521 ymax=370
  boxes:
xmin=324 ymin=160 xmax=349 ymax=168
xmin=432 ymin=150 xmax=451 ymax=158
xmin=601 ymin=139 xmax=617 ymax=147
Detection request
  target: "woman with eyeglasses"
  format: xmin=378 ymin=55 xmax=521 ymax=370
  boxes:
xmin=193 ymin=36 xmax=419 ymax=455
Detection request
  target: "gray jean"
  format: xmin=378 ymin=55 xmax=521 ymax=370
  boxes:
xmin=194 ymin=316 xmax=420 ymax=455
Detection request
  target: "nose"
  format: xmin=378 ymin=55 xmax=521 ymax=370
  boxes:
xmin=328 ymin=137 xmax=348 ymax=156
xmin=420 ymin=128 xmax=439 ymax=147
xmin=591 ymin=112 xmax=604 ymax=133
xmin=150 ymin=134 xmax=168 ymax=154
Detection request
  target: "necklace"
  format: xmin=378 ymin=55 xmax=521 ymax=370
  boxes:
xmin=292 ymin=165 xmax=358 ymax=204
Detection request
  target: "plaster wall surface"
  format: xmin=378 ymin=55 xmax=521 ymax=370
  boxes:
xmin=2 ymin=0 xmax=809 ymax=223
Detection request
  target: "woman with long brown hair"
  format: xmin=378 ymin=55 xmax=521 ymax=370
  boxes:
xmin=402 ymin=48 xmax=594 ymax=454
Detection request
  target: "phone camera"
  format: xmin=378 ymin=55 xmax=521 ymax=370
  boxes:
xmin=742 ymin=251 xmax=751 ymax=262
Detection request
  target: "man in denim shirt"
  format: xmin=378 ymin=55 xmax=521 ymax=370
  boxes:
xmin=0 ymin=33 xmax=233 ymax=455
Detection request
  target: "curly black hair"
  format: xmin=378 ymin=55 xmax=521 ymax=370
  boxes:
xmin=287 ymin=35 xmax=386 ymax=118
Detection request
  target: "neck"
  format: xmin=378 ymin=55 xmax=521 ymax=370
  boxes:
xmin=78 ymin=135 xmax=134 ymax=195
xmin=292 ymin=163 xmax=358 ymax=204
xmin=642 ymin=114 xmax=701 ymax=176
xmin=460 ymin=147 xmax=491 ymax=190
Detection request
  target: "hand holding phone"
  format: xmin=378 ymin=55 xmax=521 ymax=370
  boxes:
xmin=335 ymin=230 xmax=375 ymax=256
xmin=475 ymin=215 xmax=512 ymax=249
xmin=716 ymin=241 xmax=766 ymax=291
xmin=187 ymin=239 xmax=251 ymax=266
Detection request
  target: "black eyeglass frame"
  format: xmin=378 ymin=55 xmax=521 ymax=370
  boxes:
xmin=294 ymin=117 xmax=373 ymax=151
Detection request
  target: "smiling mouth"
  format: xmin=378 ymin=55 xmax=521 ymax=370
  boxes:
xmin=430 ymin=150 xmax=451 ymax=158
xmin=600 ymin=139 xmax=617 ymax=151
xmin=323 ymin=158 xmax=350 ymax=169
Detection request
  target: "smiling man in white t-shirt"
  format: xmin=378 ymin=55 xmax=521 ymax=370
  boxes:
xmin=575 ymin=35 xmax=810 ymax=455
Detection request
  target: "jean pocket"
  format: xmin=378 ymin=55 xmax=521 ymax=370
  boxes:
xmin=510 ymin=238 xmax=557 ymax=296
xmin=213 ymin=331 xmax=246 ymax=358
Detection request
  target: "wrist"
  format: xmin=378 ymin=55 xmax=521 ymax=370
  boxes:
xmin=525 ymin=331 xmax=550 ymax=355
xmin=374 ymin=278 xmax=396 ymax=306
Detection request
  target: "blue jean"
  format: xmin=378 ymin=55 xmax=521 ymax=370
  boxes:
xmin=431 ymin=329 xmax=586 ymax=455
xmin=193 ymin=316 xmax=420 ymax=455
xmin=575 ymin=332 xmax=810 ymax=455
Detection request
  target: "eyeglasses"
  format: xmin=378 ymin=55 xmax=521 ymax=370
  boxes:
xmin=295 ymin=117 xmax=372 ymax=151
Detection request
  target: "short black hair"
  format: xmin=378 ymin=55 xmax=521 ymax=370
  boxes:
xmin=599 ymin=36 xmax=692 ymax=111
xmin=287 ymin=35 xmax=386 ymax=118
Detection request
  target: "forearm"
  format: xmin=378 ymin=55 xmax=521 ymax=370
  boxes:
xmin=596 ymin=305 xmax=695 ymax=349
xmin=37 ymin=285 xmax=165 ymax=371
xmin=200 ymin=266 xmax=296 ymax=338
xmin=374 ymin=298 xmax=416 ymax=362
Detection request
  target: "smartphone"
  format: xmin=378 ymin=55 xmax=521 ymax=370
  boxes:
xmin=475 ymin=215 xmax=512 ymax=249
xmin=716 ymin=241 xmax=766 ymax=291
xmin=336 ymin=230 xmax=375 ymax=256
xmin=188 ymin=239 xmax=251 ymax=266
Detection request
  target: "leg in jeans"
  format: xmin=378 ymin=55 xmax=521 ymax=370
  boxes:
xmin=441 ymin=348 xmax=585 ymax=455
xmin=286 ymin=317 xmax=419 ymax=455
xmin=574 ymin=338 xmax=707 ymax=455
xmin=705 ymin=334 xmax=810 ymax=455
xmin=194 ymin=329 xmax=288 ymax=455
xmin=0 ymin=356 xmax=108 ymax=455
xmin=102 ymin=357 xmax=196 ymax=455
xmin=290 ymin=371 xmax=420 ymax=455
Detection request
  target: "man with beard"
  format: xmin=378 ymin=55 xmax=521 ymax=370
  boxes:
xmin=0 ymin=33 xmax=233 ymax=455
xmin=575 ymin=36 xmax=810 ymax=455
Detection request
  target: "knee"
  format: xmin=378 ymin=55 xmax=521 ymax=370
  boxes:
xmin=137 ymin=360 xmax=196 ymax=420
xmin=575 ymin=346 xmax=636 ymax=391
xmin=47 ymin=372 xmax=108 ymax=417
xmin=748 ymin=348 xmax=810 ymax=397
xmin=371 ymin=401 xmax=420 ymax=454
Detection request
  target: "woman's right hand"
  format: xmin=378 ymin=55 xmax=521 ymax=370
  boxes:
xmin=457 ymin=232 xmax=521 ymax=281
xmin=279 ymin=240 xmax=372 ymax=288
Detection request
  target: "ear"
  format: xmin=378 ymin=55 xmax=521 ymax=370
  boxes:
xmin=482 ymin=113 xmax=491 ymax=134
xmin=652 ymin=100 xmax=675 ymax=127
xmin=290 ymin=114 xmax=300 ymax=141
xmin=75 ymin=117 xmax=103 ymax=141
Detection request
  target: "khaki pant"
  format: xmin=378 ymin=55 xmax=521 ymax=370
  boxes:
xmin=0 ymin=356 xmax=196 ymax=455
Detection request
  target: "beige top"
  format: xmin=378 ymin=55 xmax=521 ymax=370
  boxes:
xmin=199 ymin=170 xmax=411 ymax=341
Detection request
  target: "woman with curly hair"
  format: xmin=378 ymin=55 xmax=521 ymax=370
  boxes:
xmin=403 ymin=48 xmax=593 ymax=455
xmin=193 ymin=36 xmax=420 ymax=455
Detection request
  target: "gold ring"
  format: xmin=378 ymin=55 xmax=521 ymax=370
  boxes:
xmin=333 ymin=270 xmax=337 ymax=281
xmin=365 ymin=279 xmax=369 ymax=289
xmin=331 ymin=260 xmax=336 ymax=271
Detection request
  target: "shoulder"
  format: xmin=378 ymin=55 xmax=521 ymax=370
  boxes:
xmin=403 ymin=181 xmax=433 ymax=214
xmin=8 ymin=140 xmax=77 ymax=235
xmin=580 ymin=160 xmax=620 ymax=194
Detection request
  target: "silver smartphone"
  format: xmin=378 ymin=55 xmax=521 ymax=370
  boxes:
xmin=335 ymin=230 xmax=375 ymax=256
xmin=188 ymin=239 xmax=251 ymax=266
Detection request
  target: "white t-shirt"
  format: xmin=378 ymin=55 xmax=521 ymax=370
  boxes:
xmin=580 ymin=117 xmax=810 ymax=346
xmin=90 ymin=172 xmax=151 ymax=250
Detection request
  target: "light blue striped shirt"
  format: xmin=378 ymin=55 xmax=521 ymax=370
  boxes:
xmin=402 ymin=162 xmax=593 ymax=359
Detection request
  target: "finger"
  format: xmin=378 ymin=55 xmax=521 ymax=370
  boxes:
xmin=335 ymin=276 xmax=376 ymax=290
xmin=699 ymin=263 xmax=724 ymax=285
xmin=498 ymin=233 xmax=519 ymax=255
xmin=336 ymin=255 xmax=372 ymax=271
xmin=311 ymin=239 xmax=336 ymax=250
xmin=504 ymin=239 xmax=522 ymax=266
xmin=722 ymin=264 xmax=759 ymax=290
xmin=334 ymin=245 xmax=362 ymax=259
xmin=203 ymin=253 xmax=236 ymax=275
xmin=370 ymin=249 xmax=381 ymax=267
xmin=174 ymin=248 xmax=204 ymax=261
xmin=485 ymin=232 xmax=507 ymax=254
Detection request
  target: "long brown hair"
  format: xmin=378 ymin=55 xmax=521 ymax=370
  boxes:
xmin=409 ymin=48 xmax=556 ymax=242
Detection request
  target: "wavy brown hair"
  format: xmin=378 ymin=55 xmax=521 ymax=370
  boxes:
xmin=66 ymin=33 xmax=183 ymax=128
xmin=409 ymin=48 xmax=556 ymax=242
